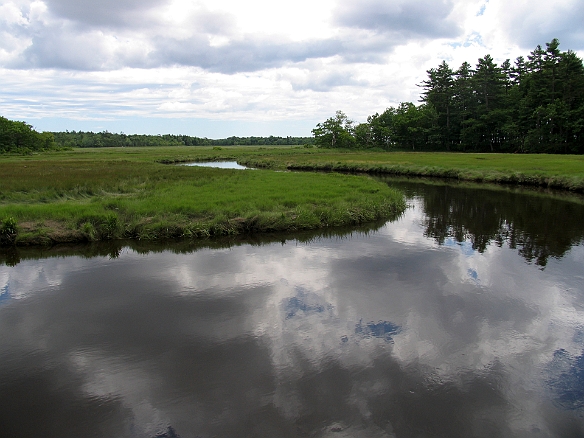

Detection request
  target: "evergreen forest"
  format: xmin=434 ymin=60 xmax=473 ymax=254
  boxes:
xmin=313 ymin=39 xmax=584 ymax=154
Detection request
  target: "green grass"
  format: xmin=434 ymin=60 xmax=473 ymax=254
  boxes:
xmin=0 ymin=147 xmax=405 ymax=245
xmin=237 ymin=150 xmax=584 ymax=191
xmin=2 ymin=145 xmax=583 ymax=246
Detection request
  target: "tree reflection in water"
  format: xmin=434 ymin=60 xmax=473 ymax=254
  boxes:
xmin=387 ymin=178 xmax=584 ymax=267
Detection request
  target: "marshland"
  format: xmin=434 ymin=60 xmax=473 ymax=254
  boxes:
xmin=2 ymin=5 xmax=584 ymax=435
xmin=2 ymin=171 xmax=584 ymax=437
xmin=2 ymin=146 xmax=584 ymax=246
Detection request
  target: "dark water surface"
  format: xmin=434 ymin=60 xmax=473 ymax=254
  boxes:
xmin=1 ymin=179 xmax=584 ymax=438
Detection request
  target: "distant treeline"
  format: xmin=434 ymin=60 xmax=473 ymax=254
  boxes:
xmin=0 ymin=116 xmax=57 ymax=153
xmin=0 ymin=117 xmax=314 ymax=153
xmin=313 ymin=39 xmax=584 ymax=153
xmin=52 ymin=131 xmax=314 ymax=148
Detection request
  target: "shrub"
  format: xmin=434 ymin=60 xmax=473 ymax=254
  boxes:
xmin=0 ymin=216 xmax=18 ymax=245
xmin=100 ymin=213 xmax=119 ymax=240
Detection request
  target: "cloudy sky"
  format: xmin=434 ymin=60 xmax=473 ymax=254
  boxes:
xmin=1 ymin=0 xmax=583 ymax=137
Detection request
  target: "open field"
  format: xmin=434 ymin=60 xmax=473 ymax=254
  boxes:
xmin=0 ymin=147 xmax=405 ymax=246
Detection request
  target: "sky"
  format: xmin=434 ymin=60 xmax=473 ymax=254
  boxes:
xmin=1 ymin=0 xmax=583 ymax=138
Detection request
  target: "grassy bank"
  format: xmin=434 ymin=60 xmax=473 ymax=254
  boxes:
xmin=0 ymin=148 xmax=405 ymax=246
xmin=236 ymin=151 xmax=584 ymax=192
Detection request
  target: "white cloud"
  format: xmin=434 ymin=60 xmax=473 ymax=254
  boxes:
xmin=0 ymin=0 xmax=582 ymax=135
xmin=0 ymin=2 xmax=29 ymax=25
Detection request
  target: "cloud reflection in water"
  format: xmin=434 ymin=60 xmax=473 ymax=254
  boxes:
xmin=0 ymin=184 xmax=584 ymax=437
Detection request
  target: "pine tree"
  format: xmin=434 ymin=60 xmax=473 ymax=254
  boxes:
xmin=420 ymin=61 xmax=456 ymax=149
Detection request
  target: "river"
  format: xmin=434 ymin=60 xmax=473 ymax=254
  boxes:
xmin=1 ymin=178 xmax=583 ymax=437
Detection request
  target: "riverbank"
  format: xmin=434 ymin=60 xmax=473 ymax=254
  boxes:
xmin=237 ymin=151 xmax=584 ymax=192
xmin=0 ymin=148 xmax=405 ymax=246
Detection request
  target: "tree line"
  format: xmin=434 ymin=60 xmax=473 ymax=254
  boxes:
xmin=313 ymin=39 xmax=584 ymax=153
xmin=1 ymin=119 xmax=314 ymax=153
xmin=0 ymin=116 xmax=57 ymax=153
xmin=51 ymin=131 xmax=314 ymax=148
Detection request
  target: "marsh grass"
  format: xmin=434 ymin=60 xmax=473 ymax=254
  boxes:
xmin=3 ymin=145 xmax=583 ymax=245
xmin=237 ymin=151 xmax=584 ymax=191
xmin=0 ymin=149 xmax=405 ymax=245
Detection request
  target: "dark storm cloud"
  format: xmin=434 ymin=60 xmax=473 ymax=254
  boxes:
xmin=334 ymin=0 xmax=461 ymax=38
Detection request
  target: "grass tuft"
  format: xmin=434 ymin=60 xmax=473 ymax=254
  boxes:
xmin=0 ymin=216 xmax=18 ymax=245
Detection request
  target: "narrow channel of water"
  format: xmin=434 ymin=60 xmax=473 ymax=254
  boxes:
xmin=1 ymin=179 xmax=583 ymax=437
xmin=181 ymin=161 xmax=249 ymax=169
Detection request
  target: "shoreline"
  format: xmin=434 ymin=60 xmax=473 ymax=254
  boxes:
xmin=238 ymin=159 xmax=584 ymax=193
xmin=0 ymin=155 xmax=406 ymax=247
xmin=2 ymin=199 xmax=405 ymax=247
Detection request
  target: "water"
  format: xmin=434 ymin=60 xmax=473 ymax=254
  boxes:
xmin=1 ymin=179 xmax=584 ymax=438
xmin=181 ymin=161 xmax=249 ymax=169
